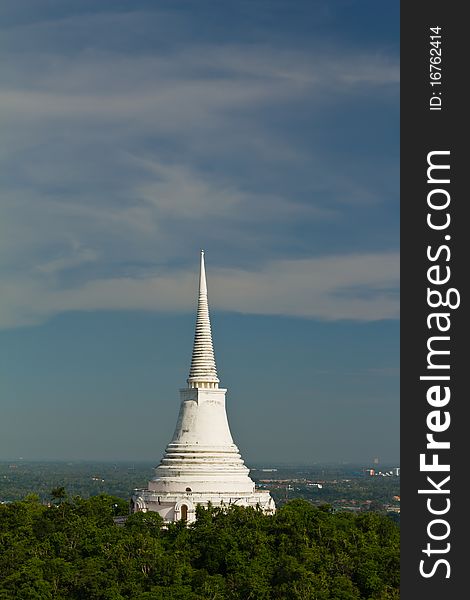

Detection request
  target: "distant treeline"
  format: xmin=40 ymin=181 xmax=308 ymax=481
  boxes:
xmin=0 ymin=493 xmax=399 ymax=599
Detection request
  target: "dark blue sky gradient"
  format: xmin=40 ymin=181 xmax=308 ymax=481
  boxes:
xmin=0 ymin=0 xmax=399 ymax=464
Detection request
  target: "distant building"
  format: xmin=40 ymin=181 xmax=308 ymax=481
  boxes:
xmin=131 ymin=251 xmax=275 ymax=523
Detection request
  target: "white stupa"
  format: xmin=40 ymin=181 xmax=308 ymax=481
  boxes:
xmin=131 ymin=251 xmax=275 ymax=522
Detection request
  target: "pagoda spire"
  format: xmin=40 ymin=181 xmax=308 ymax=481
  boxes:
xmin=132 ymin=250 xmax=276 ymax=521
xmin=187 ymin=250 xmax=219 ymax=388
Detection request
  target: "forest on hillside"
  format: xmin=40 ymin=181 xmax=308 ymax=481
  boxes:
xmin=0 ymin=494 xmax=399 ymax=600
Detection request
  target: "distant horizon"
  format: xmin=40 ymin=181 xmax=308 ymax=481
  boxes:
xmin=0 ymin=457 xmax=400 ymax=468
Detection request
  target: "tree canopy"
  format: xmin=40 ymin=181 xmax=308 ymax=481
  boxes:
xmin=0 ymin=494 xmax=399 ymax=599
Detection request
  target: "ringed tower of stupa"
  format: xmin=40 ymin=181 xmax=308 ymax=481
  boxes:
xmin=131 ymin=251 xmax=275 ymax=522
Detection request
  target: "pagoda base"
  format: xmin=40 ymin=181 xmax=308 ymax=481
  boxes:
xmin=131 ymin=488 xmax=275 ymax=523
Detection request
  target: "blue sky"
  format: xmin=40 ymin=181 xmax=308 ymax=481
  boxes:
xmin=0 ymin=1 xmax=399 ymax=464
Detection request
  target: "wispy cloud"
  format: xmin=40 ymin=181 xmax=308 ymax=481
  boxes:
xmin=0 ymin=252 xmax=399 ymax=329
xmin=0 ymin=6 xmax=399 ymax=330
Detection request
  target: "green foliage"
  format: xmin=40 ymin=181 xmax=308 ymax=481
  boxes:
xmin=0 ymin=495 xmax=399 ymax=599
xmin=50 ymin=487 xmax=67 ymax=503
